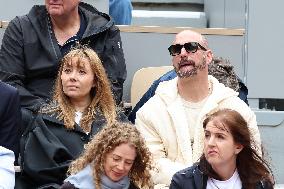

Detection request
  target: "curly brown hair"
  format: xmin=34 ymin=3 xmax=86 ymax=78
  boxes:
xmin=68 ymin=121 xmax=153 ymax=189
xmin=200 ymin=109 xmax=274 ymax=189
xmin=41 ymin=47 xmax=116 ymax=132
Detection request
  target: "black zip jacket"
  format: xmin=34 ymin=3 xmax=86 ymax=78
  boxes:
xmin=16 ymin=113 xmax=106 ymax=189
xmin=16 ymin=110 xmax=127 ymax=189
xmin=0 ymin=2 xmax=126 ymax=111
xmin=170 ymin=164 xmax=273 ymax=189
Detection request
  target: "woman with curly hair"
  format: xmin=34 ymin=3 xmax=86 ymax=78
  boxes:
xmin=17 ymin=47 xmax=123 ymax=188
xmin=61 ymin=121 xmax=153 ymax=189
xmin=170 ymin=109 xmax=274 ymax=189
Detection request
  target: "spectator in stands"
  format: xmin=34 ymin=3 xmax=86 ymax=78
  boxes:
xmin=0 ymin=81 xmax=21 ymax=159
xmin=16 ymin=47 xmax=124 ymax=188
xmin=61 ymin=121 xmax=153 ymax=189
xmin=109 ymin=0 xmax=133 ymax=25
xmin=0 ymin=146 xmax=15 ymax=188
xmin=128 ymin=57 xmax=248 ymax=123
xmin=0 ymin=0 xmax=126 ymax=128
xmin=135 ymin=30 xmax=261 ymax=188
xmin=170 ymin=109 xmax=274 ymax=189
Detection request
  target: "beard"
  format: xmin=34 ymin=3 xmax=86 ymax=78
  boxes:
xmin=174 ymin=55 xmax=207 ymax=78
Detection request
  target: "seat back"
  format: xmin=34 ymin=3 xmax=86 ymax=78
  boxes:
xmin=130 ymin=66 xmax=173 ymax=107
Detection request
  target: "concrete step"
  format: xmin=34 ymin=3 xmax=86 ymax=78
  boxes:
xmin=133 ymin=2 xmax=203 ymax=12
xmin=132 ymin=0 xmax=204 ymax=12
xmin=132 ymin=10 xmax=206 ymax=27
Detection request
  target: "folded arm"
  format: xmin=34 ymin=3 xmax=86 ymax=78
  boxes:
xmin=135 ymin=110 xmax=185 ymax=188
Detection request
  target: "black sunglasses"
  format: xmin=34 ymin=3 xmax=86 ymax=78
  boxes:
xmin=168 ymin=42 xmax=207 ymax=56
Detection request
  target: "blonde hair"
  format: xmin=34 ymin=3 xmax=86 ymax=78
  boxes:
xmin=41 ymin=47 xmax=116 ymax=132
xmin=68 ymin=122 xmax=153 ymax=189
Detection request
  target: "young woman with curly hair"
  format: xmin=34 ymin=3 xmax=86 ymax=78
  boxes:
xmin=170 ymin=109 xmax=274 ymax=189
xmin=61 ymin=121 xmax=153 ymax=189
xmin=17 ymin=47 xmax=124 ymax=188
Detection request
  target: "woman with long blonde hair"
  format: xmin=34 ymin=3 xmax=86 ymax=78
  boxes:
xmin=43 ymin=46 xmax=117 ymax=131
xmin=61 ymin=122 xmax=153 ymax=189
xmin=18 ymin=47 xmax=122 ymax=188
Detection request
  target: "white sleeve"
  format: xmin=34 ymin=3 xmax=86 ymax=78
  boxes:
xmin=135 ymin=109 xmax=185 ymax=187
xmin=0 ymin=146 xmax=15 ymax=189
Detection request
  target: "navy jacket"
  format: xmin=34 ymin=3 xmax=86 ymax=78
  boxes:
xmin=0 ymin=81 xmax=21 ymax=157
xmin=170 ymin=164 xmax=273 ymax=189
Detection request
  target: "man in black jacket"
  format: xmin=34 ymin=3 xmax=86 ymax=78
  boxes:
xmin=0 ymin=1 xmax=126 ymax=115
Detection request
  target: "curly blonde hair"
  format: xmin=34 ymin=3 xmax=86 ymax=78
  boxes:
xmin=68 ymin=122 xmax=153 ymax=189
xmin=41 ymin=47 xmax=116 ymax=132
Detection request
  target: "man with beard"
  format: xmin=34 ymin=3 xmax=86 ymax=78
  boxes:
xmin=135 ymin=30 xmax=261 ymax=189
xmin=128 ymin=57 xmax=249 ymax=123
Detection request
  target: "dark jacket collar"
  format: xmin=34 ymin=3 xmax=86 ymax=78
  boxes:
xmin=41 ymin=111 xmax=106 ymax=135
xmin=177 ymin=163 xmax=207 ymax=189
xmin=186 ymin=164 xmax=269 ymax=189
xmin=27 ymin=2 xmax=114 ymax=40
xmin=79 ymin=2 xmax=114 ymax=38
xmin=191 ymin=164 xmax=207 ymax=189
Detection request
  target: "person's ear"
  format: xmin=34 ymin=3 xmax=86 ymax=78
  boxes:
xmin=235 ymin=143 xmax=244 ymax=154
xmin=206 ymin=50 xmax=213 ymax=65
